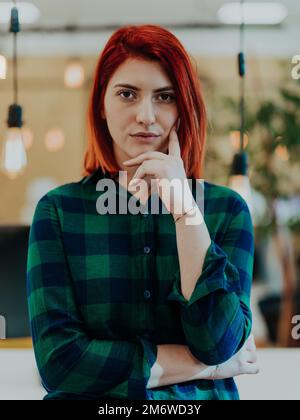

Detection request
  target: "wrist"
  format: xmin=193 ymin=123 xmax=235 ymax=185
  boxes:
xmin=171 ymin=189 xmax=195 ymax=218
xmin=173 ymin=205 xmax=197 ymax=223
xmin=172 ymin=194 xmax=196 ymax=219
xmin=212 ymin=364 xmax=220 ymax=380
xmin=195 ymin=364 xmax=215 ymax=380
xmin=200 ymin=364 xmax=220 ymax=380
xmin=172 ymin=203 xmax=205 ymax=227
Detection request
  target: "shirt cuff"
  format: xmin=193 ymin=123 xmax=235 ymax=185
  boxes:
xmin=135 ymin=336 xmax=157 ymax=397
xmin=167 ymin=240 xmax=241 ymax=307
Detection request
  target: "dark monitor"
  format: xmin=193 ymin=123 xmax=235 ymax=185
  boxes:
xmin=0 ymin=225 xmax=31 ymax=338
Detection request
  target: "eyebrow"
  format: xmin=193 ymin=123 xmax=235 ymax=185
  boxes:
xmin=113 ymin=83 xmax=174 ymax=93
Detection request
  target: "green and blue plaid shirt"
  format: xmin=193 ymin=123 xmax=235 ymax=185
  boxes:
xmin=26 ymin=167 xmax=254 ymax=400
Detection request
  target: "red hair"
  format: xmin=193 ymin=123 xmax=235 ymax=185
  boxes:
xmin=83 ymin=24 xmax=207 ymax=179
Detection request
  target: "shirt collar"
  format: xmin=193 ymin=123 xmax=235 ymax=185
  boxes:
xmin=81 ymin=167 xmax=113 ymax=185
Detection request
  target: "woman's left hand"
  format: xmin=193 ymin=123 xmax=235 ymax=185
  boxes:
xmin=122 ymin=123 xmax=193 ymax=215
xmin=211 ymin=334 xmax=259 ymax=380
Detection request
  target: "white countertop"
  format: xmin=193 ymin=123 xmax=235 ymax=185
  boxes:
xmin=235 ymin=348 xmax=300 ymax=400
xmin=0 ymin=348 xmax=299 ymax=400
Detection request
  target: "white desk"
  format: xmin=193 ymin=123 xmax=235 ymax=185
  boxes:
xmin=235 ymin=348 xmax=300 ymax=400
xmin=0 ymin=349 xmax=44 ymax=400
xmin=0 ymin=348 xmax=299 ymax=400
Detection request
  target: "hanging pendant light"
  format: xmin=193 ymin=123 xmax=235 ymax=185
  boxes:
xmin=229 ymin=152 xmax=252 ymax=208
xmin=1 ymin=104 xmax=27 ymax=179
xmin=228 ymin=0 xmax=253 ymax=212
xmin=1 ymin=3 xmax=27 ymax=179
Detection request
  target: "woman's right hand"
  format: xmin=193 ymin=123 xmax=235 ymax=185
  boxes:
xmin=210 ymin=333 xmax=259 ymax=380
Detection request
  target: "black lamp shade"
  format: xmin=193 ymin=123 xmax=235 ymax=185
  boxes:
xmin=10 ymin=7 xmax=20 ymax=33
xmin=7 ymin=104 xmax=23 ymax=128
xmin=231 ymin=151 xmax=248 ymax=176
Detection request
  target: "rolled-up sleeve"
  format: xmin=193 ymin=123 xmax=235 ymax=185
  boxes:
xmin=167 ymin=198 xmax=254 ymax=366
xmin=27 ymin=194 xmax=157 ymax=399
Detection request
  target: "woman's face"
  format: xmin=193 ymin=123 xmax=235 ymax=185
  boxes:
xmin=102 ymin=58 xmax=179 ymax=171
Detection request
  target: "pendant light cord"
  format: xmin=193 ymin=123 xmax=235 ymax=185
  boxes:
xmin=13 ymin=32 xmax=18 ymax=104
xmin=239 ymin=0 xmax=245 ymax=152
xmin=11 ymin=0 xmax=19 ymax=104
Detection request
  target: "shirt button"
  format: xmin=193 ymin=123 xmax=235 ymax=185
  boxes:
xmin=144 ymin=290 xmax=151 ymax=299
xmin=143 ymin=246 xmax=151 ymax=254
xmin=143 ymin=213 xmax=149 ymax=218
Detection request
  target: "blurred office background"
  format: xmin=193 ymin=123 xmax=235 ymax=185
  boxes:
xmin=0 ymin=0 xmax=300 ymax=399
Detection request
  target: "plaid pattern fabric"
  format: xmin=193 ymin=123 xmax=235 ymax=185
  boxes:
xmin=26 ymin=167 xmax=254 ymax=400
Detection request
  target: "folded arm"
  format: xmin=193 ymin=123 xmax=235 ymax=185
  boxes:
xmin=168 ymin=194 xmax=255 ymax=366
xmin=147 ymin=334 xmax=259 ymax=389
xmin=27 ymin=194 xmax=156 ymax=399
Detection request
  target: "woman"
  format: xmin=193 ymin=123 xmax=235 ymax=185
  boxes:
xmin=27 ymin=24 xmax=258 ymax=400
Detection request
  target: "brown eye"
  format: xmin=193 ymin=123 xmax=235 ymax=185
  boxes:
xmin=118 ymin=90 xmax=135 ymax=100
xmin=157 ymin=93 xmax=176 ymax=103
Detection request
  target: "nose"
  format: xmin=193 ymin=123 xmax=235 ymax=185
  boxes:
xmin=135 ymin=97 xmax=156 ymax=126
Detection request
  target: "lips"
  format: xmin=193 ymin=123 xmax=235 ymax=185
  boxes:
xmin=130 ymin=133 xmax=160 ymax=142
xmin=131 ymin=133 xmax=159 ymax=137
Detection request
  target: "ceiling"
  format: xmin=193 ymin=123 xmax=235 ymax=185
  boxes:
xmin=0 ymin=0 xmax=299 ymax=57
